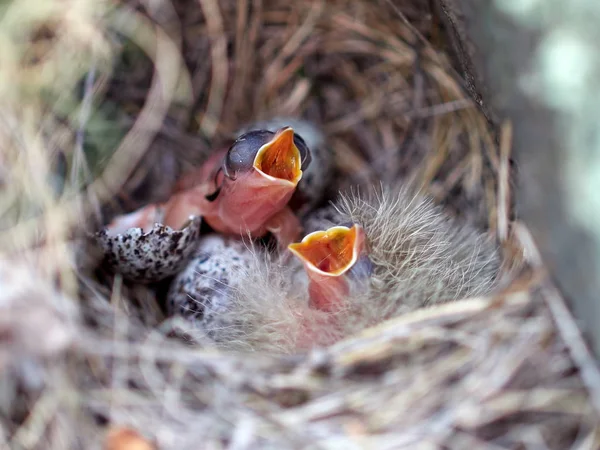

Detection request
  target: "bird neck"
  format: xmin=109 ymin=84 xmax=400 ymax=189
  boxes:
xmin=216 ymin=170 xmax=297 ymax=233
xmin=306 ymin=270 xmax=350 ymax=312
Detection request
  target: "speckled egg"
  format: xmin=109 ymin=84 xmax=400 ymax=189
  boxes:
xmin=95 ymin=216 xmax=202 ymax=283
xmin=237 ymin=117 xmax=333 ymax=215
xmin=166 ymin=234 xmax=255 ymax=335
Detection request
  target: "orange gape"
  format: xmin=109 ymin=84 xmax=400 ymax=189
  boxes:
xmin=107 ymin=127 xmax=306 ymax=248
xmin=288 ymin=224 xmax=366 ymax=312
xmin=288 ymin=226 xmax=360 ymax=274
xmin=253 ymin=127 xmax=301 ymax=181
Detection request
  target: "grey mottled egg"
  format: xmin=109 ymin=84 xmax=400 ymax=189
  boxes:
xmin=166 ymin=234 xmax=255 ymax=335
xmin=237 ymin=117 xmax=333 ymax=214
xmin=95 ymin=216 xmax=202 ymax=283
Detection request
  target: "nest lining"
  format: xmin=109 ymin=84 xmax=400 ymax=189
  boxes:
xmin=0 ymin=0 xmax=599 ymax=449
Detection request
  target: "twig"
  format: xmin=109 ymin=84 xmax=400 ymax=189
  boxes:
xmin=72 ymin=64 xmax=103 ymax=223
xmin=197 ymin=0 xmax=228 ymax=138
xmin=542 ymin=283 xmax=600 ymax=415
xmin=514 ymin=223 xmax=600 ymax=414
xmin=11 ymin=391 xmax=61 ymax=449
xmin=497 ymin=121 xmax=512 ymax=242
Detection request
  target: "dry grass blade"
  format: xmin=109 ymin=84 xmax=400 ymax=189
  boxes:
xmin=497 ymin=121 xmax=512 ymax=243
xmin=195 ymin=0 xmax=228 ymax=138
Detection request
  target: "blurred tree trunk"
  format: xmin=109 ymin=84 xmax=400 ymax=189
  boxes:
xmin=434 ymin=0 xmax=600 ymax=357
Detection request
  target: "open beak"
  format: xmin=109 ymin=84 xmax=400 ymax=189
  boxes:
xmin=288 ymin=224 xmax=365 ymax=277
xmin=253 ymin=127 xmax=302 ymax=186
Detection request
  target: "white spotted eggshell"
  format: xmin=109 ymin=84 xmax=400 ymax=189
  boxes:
xmin=167 ymin=234 xmax=255 ymax=335
xmin=95 ymin=216 xmax=202 ymax=283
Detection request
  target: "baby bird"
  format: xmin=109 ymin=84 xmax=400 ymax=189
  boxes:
xmin=107 ymin=126 xmax=311 ymax=248
xmin=184 ymin=183 xmax=503 ymax=354
xmin=336 ymin=184 xmax=503 ymax=316
xmin=236 ymin=117 xmax=333 ymax=215
xmin=163 ymin=126 xmax=311 ymax=247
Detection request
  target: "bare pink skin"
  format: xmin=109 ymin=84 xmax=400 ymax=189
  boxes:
xmin=306 ymin=271 xmax=350 ymax=312
xmin=106 ymin=149 xmax=227 ymax=235
xmin=204 ymin=171 xmax=300 ymax=239
xmin=158 ymin=144 xmax=302 ymax=247
xmin=108 ymin=141 xmax=303 ymax=247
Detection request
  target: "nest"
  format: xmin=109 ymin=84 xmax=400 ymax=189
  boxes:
xmin=1 ymin=0 xmax=599 ymax=448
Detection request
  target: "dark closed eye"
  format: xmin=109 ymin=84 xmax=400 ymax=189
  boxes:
xmin=222 ymin=130 xmax=274 ymax=180
xmin=293 ymin=134 xmax=312 ymax=171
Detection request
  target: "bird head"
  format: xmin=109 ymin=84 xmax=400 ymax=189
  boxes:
xmin=210 ymin=126 xmax=311 ymax=235
xmin=288 ymin=224 xmax=365 ymax=277
xmin=288 ymin=224 xmax=366 ymax=311
xmin=223 ymin=126 xmax=310 ymax=186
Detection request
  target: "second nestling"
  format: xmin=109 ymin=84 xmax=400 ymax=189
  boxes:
xmin=190 ymin=184 xmax=504 ymax=354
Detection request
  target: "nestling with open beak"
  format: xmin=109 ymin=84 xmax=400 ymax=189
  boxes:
xmin=105 ymin=126 xmax=311 ymax=249
xmin=180 ymin=184 xmax=504 ymax=355
xmin=288 ymin=224 xmax=368 ymax=312
xmin=237 ymin=117 xmax=333 ymax=215
xmin=196 ymin=126 xmax=310 ymax=246
xmin=166 ymin=218 xmax=371 ymax=351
